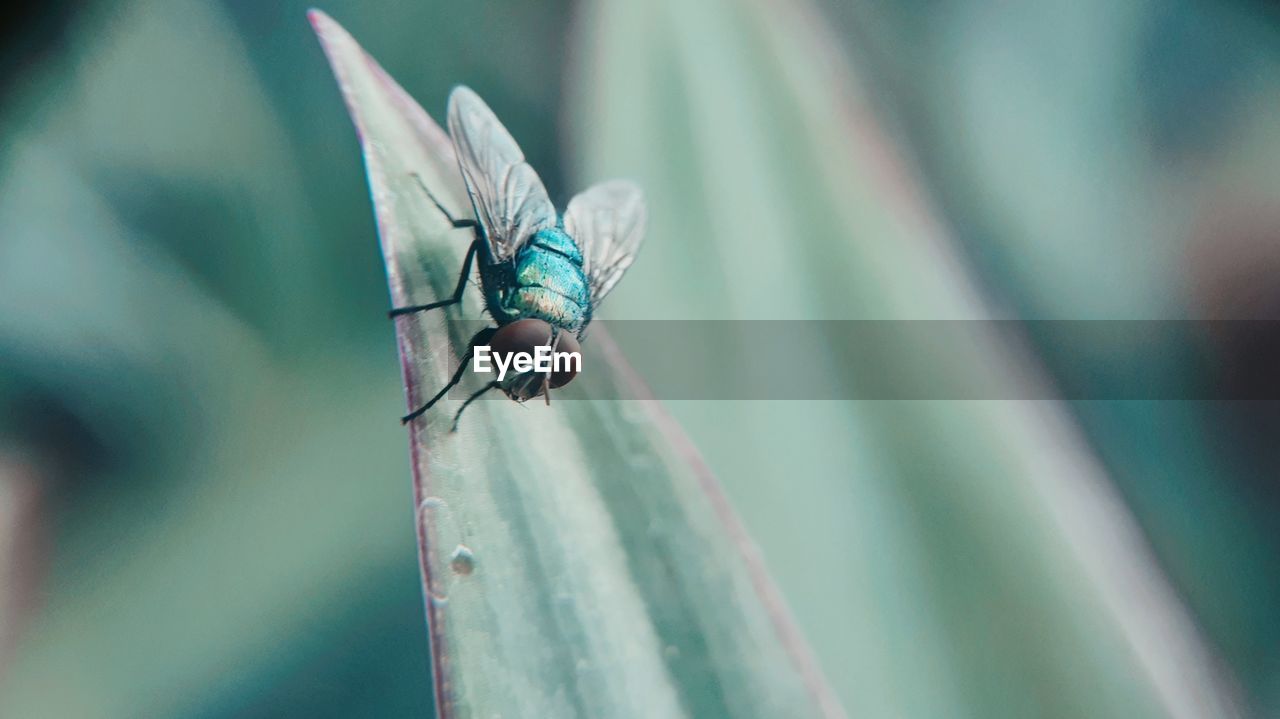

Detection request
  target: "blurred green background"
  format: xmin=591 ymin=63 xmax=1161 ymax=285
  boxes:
xmin=2 ymin=0 xmax=1280 ymax=716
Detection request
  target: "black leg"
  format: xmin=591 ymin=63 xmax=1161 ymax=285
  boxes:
xmin=388 ymin=238 xmax=483 ymax=317
xmin=402 ymin=327 xmax=497 ymax=423
xmin=451 ymin=381 xmax=501 ymax=432
xmin=411 ymin=172 xmax=477 ymax=229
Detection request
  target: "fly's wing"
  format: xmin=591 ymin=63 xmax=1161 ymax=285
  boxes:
xmin=563 ymin=180 xmax=647 ymax=308
xmin=447 ymin=86 xmax=556 ymax=261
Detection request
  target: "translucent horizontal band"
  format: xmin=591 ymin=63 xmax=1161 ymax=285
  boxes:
xmin=435 ymin=319 xmax=1280 ymax=401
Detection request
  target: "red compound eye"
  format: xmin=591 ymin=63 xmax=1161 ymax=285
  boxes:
xmin=489 ymin=319 xmax=581 ymax=389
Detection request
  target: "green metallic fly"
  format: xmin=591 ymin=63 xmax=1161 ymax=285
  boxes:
xmin=392 ymin=86 xmax=647 ymax=427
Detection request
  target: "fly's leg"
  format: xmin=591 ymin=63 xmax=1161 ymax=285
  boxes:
xmin=402 ymin=327 xmax=497 ymax=424
xmin=451 ymin=381 xmax=501 ymax=432
xmin=388 ymin=172 xmax=482 ymax=317
xmin=388 ymin=238 xmax=483 ymax=317
xmin=410 ymin=172 xmax=477 ymax=230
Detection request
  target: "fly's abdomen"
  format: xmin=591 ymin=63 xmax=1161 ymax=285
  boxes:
xmin=515 ymin=250 xmax=589 ymax=305
xmin=506 ymin=228 xmax=591 ymax=330
xmin=508 ymin=287 xmax=584 ymax=330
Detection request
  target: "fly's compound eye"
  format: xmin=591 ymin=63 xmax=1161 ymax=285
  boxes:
xmin=547 ymin=331 xmax=581 ymax=388
xmin=489 ymin=318 xmax=581 ymax=388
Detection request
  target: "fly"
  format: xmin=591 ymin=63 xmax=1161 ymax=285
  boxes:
xmin=390 ymin=86 xmax=647 ymax=429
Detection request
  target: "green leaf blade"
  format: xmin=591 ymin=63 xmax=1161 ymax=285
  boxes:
xmin=309 ymin=10 xmax=844 ymax=718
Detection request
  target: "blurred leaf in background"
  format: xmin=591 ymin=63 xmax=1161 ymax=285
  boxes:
xmin=0 ymin=0 xmax=1275 ymax=717
xmin=0 ymin=0 xmax=573 ymax=715
xmin=568 ymin=0 xmax=1237 ymax=716
xmin=818 ymin=0 xmax=1280 ymax=710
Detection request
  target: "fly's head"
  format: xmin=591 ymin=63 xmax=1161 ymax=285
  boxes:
xmin=489 ymin=318 xmax=581 ymax=401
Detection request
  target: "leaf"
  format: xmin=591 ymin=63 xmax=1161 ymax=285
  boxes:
xmin=309 ymin=10 xmax=844 ymax=719
xmin=566 ymin=0 xmax=1243 ymax=717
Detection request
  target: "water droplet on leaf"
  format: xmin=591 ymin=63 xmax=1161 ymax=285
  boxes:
xmin=450 ymin=544 xmax=476 ymax=575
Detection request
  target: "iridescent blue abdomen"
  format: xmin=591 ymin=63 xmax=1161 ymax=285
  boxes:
xmin=484 ymin=227 xmax=591 ymax=332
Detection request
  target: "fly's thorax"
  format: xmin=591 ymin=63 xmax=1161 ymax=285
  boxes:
xmin=477 ymin=258 xmax=519 ymax=324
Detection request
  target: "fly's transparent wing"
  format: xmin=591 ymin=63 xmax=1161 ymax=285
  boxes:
xmin=563 ymin=180 xmax=647 ymax=307
xmin=447 ymin=86 xmax=556 ymax=261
